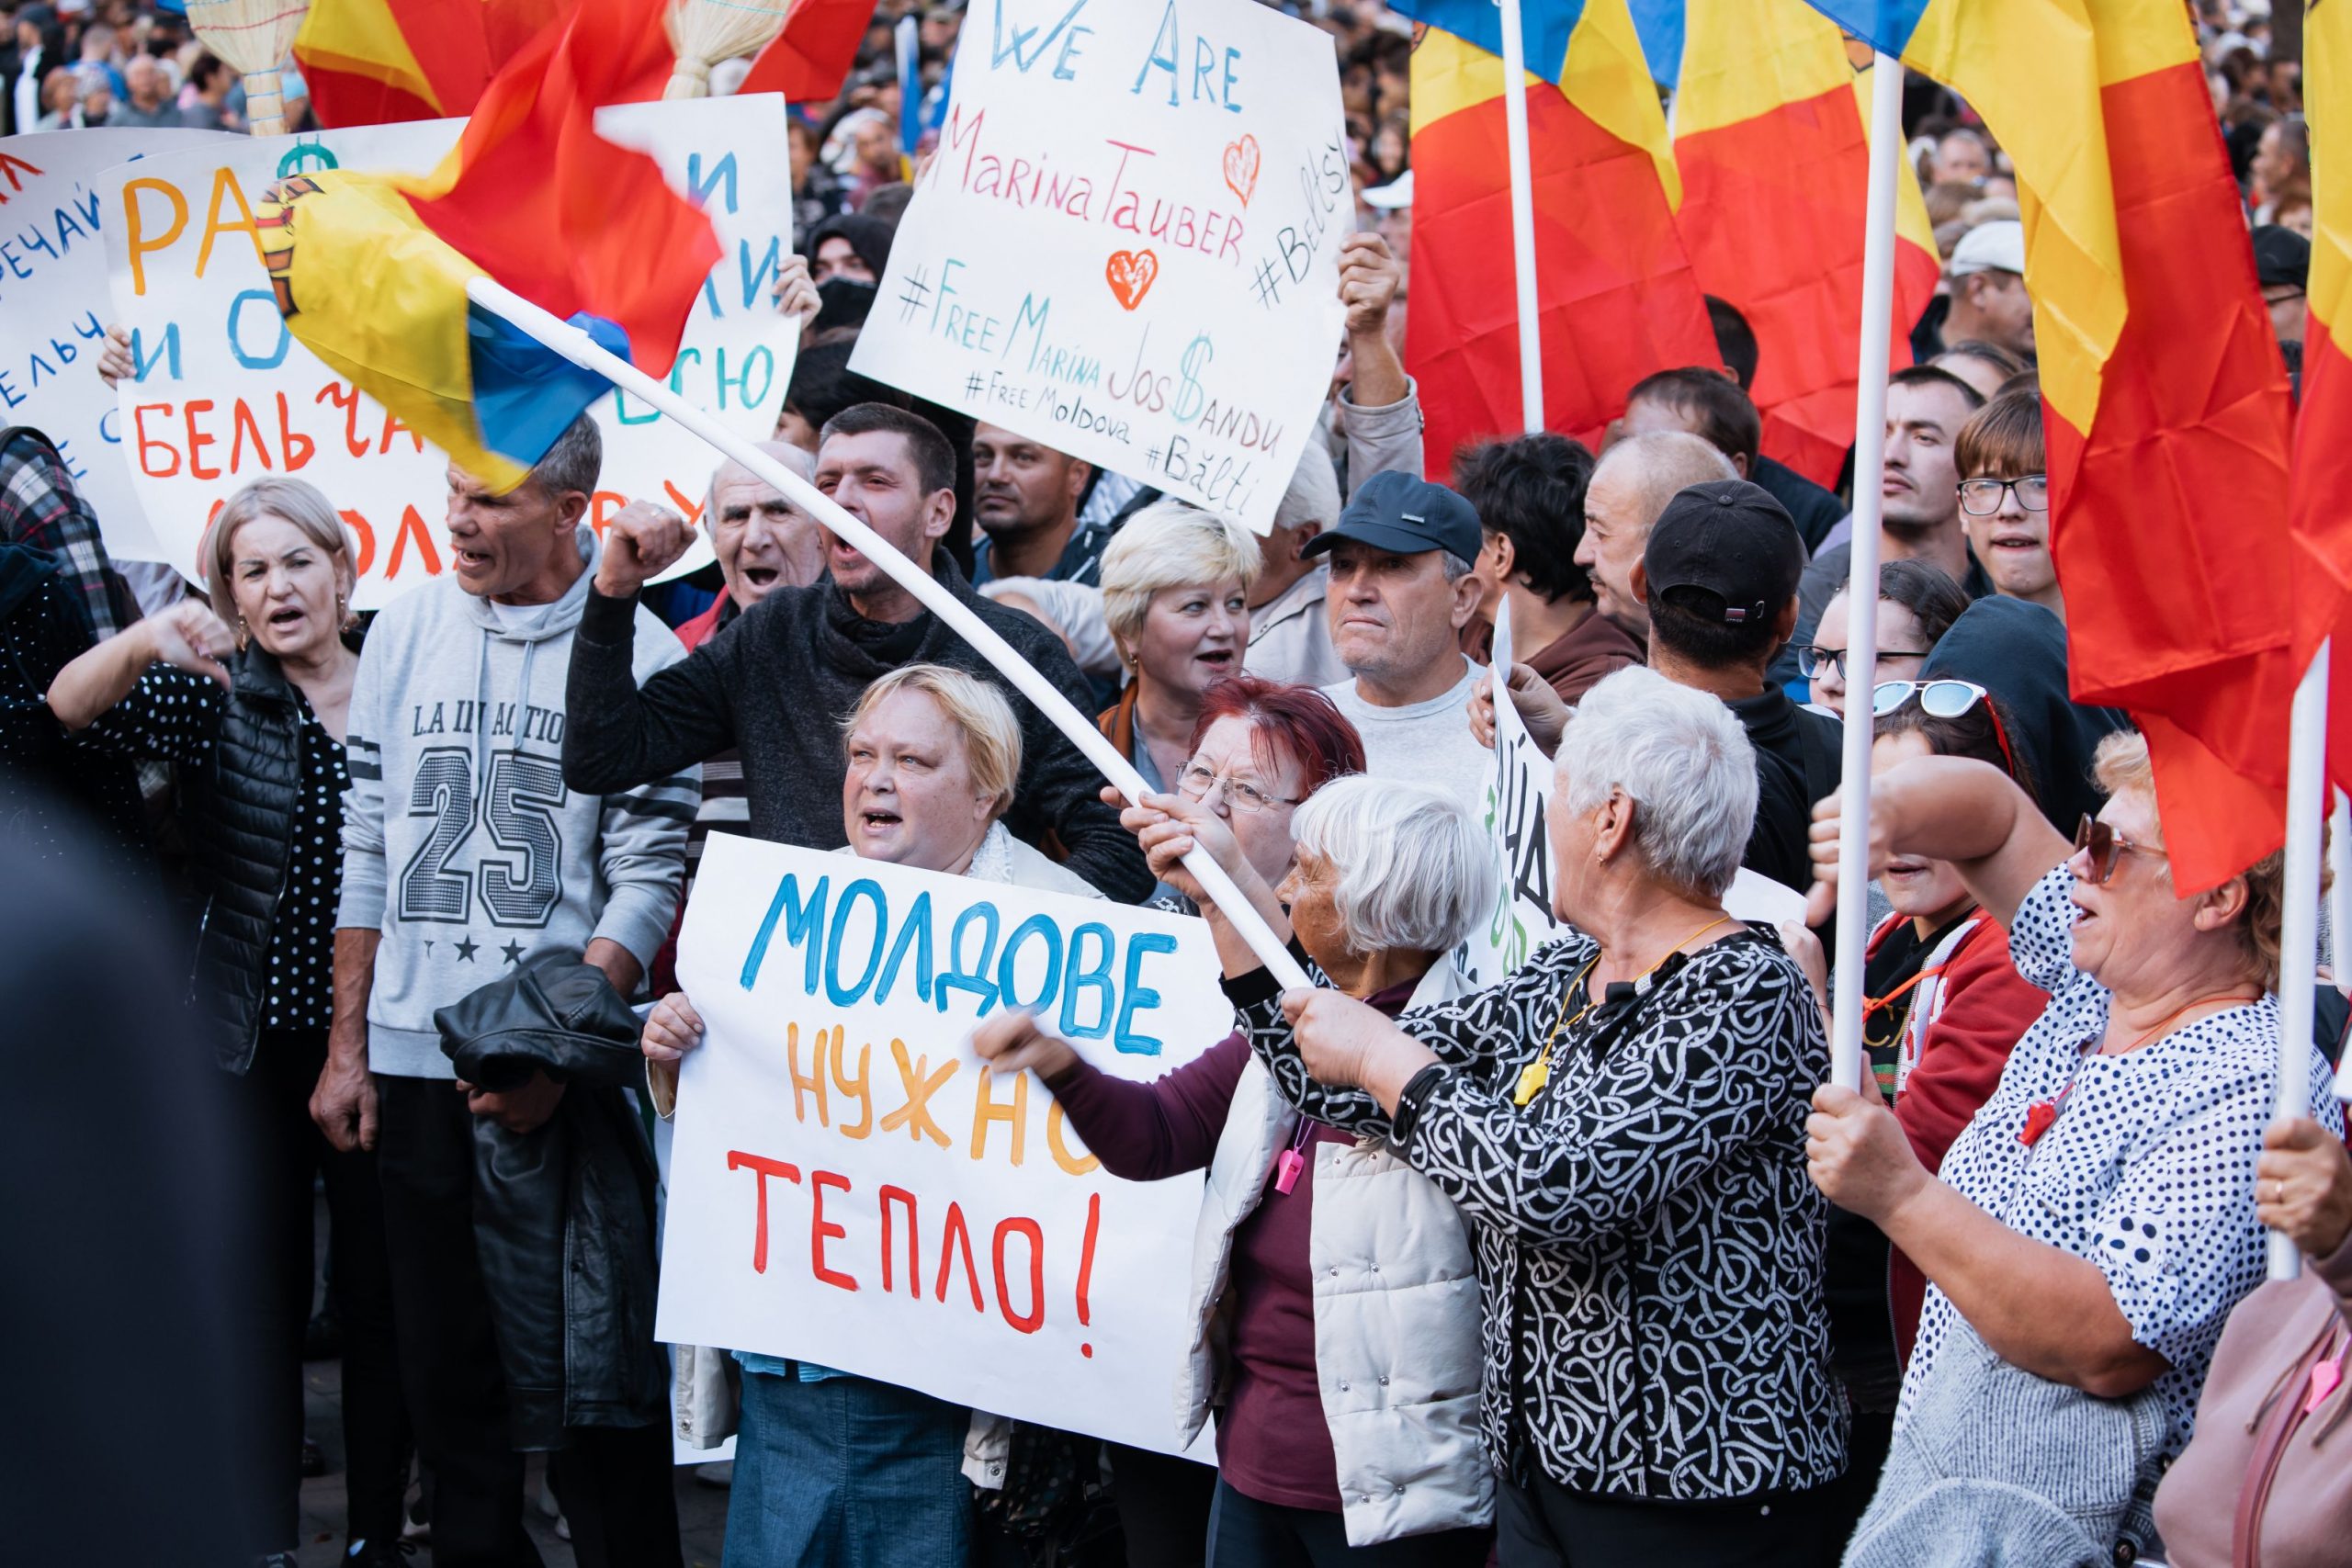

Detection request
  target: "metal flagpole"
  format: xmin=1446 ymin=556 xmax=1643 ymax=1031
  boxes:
xmin=2271 ymin=643 xmax=2330 ymax=1280
xmin=465 ymin=277 xmax=1315 ymax=994
xmin=1826 ymin=56 xmax=1905 ymax=1093
xmin=1497 ymin=0 xmax=1545 ymax=433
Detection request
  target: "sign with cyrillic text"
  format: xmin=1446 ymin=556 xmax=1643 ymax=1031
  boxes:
xmin=656 ymin=835 xmax=1229 ymax=1456
xmin=0 ymin=129 xmax=236 ymax=562
xmin=102 ymin=96 xmax=797 ymax=606
xmin=850 ymin=0 xmax=1350 ymax=530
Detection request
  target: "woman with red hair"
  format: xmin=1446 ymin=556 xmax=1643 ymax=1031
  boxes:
xmin=978 ymin=676 xmax=1499 ymax=1564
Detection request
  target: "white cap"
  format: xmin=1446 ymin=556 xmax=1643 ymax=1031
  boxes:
xmin=1363 ymin=169 xmax=1413 ymax=210
xmin=1948 ymin=219 xmax=2025 ymax=278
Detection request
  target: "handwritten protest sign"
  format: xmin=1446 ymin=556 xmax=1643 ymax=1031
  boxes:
xmin=656 ymin=834 xmax=1230 ymax=1456
xmin=1458 ymin=604 xmax=1808 ymax=987
xmin=850 ymin=0 xmax=1351 ymax=531
xmin=102 ymin=96 xmax=797 ymax=606
xmin=1 ymin=130 xmax=236 ymax=562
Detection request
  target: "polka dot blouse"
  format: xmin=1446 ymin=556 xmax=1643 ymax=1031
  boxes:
xmin=1899 ymin=864 xmax=2346 ymax=1459
xmin=88 ymin=667 xmax=347 ymax=1030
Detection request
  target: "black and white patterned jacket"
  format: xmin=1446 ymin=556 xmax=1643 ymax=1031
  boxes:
xmin=1226 ymin=930 xmax=1847 ymax=1502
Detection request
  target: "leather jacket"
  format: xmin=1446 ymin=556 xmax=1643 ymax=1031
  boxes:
xmin=436 ymin=957 xmax=668 ymax=1447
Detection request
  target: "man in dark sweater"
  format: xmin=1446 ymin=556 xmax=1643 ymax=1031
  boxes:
xmin=564 ymin=404 xmax=1151 ymax=903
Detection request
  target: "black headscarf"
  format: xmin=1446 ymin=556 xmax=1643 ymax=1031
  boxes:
xmin=1918 ymin=595 xmax=2130 ymax=833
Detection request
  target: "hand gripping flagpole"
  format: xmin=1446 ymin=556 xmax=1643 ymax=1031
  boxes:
xmin=2270 ymin=642 xmax=2330 ymax=1280
xmin=1827 ymin=56 xmax=1905 ymax=1094
xmin=1498 ymin=0 xmax=1545 ymax=434
xmin=466 ymin=278 xmax=1314 ymax=995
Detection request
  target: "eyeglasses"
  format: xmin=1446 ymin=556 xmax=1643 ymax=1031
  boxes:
xmin=1957 ymin=474 xmax=2050 ymax=516
xmin=1873 ymin=679 xmax=2024 ymax=781
xmin=1797 ymin=645 xmax=1932 ymax=681
xmin=2074 ymin=813 xmax=2165 ymax=884
xmin=1176 ymin=759 xmax=1299 ymax=816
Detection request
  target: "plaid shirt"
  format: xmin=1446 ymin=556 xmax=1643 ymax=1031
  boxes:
xmin=2 ymin=427 xmax=166 ymax=806
xmin=0 ymin=429 xmax=139 ymax=642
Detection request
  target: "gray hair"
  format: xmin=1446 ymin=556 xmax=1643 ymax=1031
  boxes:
xmin=1592 ymin=431 xmax=1737 ymax=528
xmin=1274 ymin=443 xmax=1340 ymax=535
xmin=703 ymin=440 xmax=815 ymax=528
xmin=206 ymin=477 xmax=356 ymax=624
xmin=1555 ymin=667 xmax=1757 ymax=898
xmin=1290 ymin=775 xmax=1497 ymax=954
xmin=526 ymin=413 xmax=603 ymax=502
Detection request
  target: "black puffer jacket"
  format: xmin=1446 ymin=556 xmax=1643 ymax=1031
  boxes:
xmin=436 ymin=957 xmax=668 ymax=1448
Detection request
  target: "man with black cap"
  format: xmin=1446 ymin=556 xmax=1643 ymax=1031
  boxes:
xmin=1310 ymin=468 xmax=1488 ymax=811
xmin=1641 ymin=479 xmax=1840 ymax=891
xmin=2254 ymin=224 xmax=2309 ymax=374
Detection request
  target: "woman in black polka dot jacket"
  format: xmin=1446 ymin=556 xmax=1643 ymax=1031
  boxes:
xmin=45 ymin=477 xmax=410 ymax=1568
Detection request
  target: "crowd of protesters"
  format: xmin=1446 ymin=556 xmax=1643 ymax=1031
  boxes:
xmin=3 ymin=2 xmax=2349 ymax=1568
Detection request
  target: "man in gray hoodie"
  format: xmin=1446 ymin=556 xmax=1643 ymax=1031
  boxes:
xmin=312 ymin=415 xmax=698 ymax=1568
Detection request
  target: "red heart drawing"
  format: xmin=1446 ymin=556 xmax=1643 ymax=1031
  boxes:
xmin=1104 ymin=248 xmax=1159 ymax=311
xmin=1223 ymin=135 xmax=1261 ymax=207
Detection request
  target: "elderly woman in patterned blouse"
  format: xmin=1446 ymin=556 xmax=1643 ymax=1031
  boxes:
xmin=1803 ymin=729 xmax=2343 ymax=1559
xmin=1124 ymin=666 xmax=1848 ymax=1566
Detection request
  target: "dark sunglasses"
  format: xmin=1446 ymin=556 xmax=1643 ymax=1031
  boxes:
xmin=2074 ymin=814 xmax=2165 ymax=884
xmin=1873 ymin=680 xmax=2024 ymax=784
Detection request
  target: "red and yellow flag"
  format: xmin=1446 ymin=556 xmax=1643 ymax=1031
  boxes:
xmin=1808 ymin=0 xmax=2298 ymax=890
xmin=294 ymin=0 xmax=564 ymax=127
xmin=1395 ymin=0 xmax=1721 ymax=468
xmin=1667 ymin=0 xmax=1939 ymax=486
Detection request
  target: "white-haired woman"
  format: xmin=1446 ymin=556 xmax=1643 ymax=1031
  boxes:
xmin=642 ymin=664 xmax=1095 ymax=1568
xmin=1804 ymin=731 xmax=2344 ymax=1562
xmin=1131 ymin=667 xmax=1847 ymax=1564
xmin=44 ymin=477 xmax=409 ymax=1566
xmin=976 ymin=776 xmax=1498 ymax=1564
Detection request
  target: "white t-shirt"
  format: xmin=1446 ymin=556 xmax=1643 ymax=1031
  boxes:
xmin=1321 ymin=659 xmax=1489 ymax=814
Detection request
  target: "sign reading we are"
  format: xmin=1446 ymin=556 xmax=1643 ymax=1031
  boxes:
xmin=101 ymin=96 xmax=797 ymax=607
xmin=657 ymin=836 xmax=1230 ymax=1456
xmin=852 ymin=0 xmax=1351 ymax=531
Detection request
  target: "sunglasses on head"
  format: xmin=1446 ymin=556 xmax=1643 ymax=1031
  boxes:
xmin=2074 ymin=814 xmax=2165 ymax=884
xmin=1873 ymin=680 xmax=2024 ymax=784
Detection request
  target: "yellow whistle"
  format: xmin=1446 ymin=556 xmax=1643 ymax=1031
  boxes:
xmin=1512 ymin=1057 xmax=1550 ymax=1107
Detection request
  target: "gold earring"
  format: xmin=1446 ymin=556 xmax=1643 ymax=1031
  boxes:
xmin=235 ymin=615 xmax=250 ymax=652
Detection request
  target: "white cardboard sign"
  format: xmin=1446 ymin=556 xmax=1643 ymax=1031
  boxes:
xmin=0 ymin=128 xmax=237 ymax=562
xmin=101 ymin=95 xmax=797 ymax=606
xmin=851 ymin=0 xmax=1351 ymax=530
xmin=656 ymin=834 xmax=1231 ymax=1456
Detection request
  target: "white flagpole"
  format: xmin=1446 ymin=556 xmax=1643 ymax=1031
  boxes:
xmin=2271 ymin=642 xmax=2330 ymax=1280
xmin=1827 ymin=55 xmax=1905 ymax=1094
xmin=2330 ymin=788 xmax=2350 ymax=999
xmin=1497 ymin=0 xmax=1545 ymax=433
xmin=464 ymin=277 xmax=1314 ymax=994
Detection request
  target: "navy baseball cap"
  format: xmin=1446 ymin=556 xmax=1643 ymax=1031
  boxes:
xmin=1643 ymin=480 xmax=1804 ymax=625
xmin=1302 ymin=469 xmax=1483 ymax=562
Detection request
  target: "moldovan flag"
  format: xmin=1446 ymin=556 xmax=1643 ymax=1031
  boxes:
xmin=1392 ymin=0 xmax=1720 ymax=468
xmin=294 ymin=0 xmax=566 ymax=127
xmin=1654 ymin=0 xmax=1939 ymax=486
xmin=259 ymin=0 xmax=718 ymax=491
xmin=739 ymin=0 xmax=881 ymax=105
xmin=1805 ymin=0 xmax=2297 ymax=891
xmin=2294 ymin=0 xmax=2352 ymax=793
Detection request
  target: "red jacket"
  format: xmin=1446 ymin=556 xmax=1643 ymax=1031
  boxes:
xmin=1881 ymin=912 xmax=2046 ymax=1361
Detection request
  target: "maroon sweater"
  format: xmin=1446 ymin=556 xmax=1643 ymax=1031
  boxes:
xmin=1043 ymin=980 xmax=1418 ymax=1511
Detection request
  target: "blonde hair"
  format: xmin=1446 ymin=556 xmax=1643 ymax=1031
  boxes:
xmin=842 ymin=664 xmax=1023 ymax=818
xmin=2091 ymin=730 xmax=2289 ymax=989
xmin=206 ymin=477 xmax=356 ymax=626
xmin=1099 ymin=501 xmax=1261 ymax=652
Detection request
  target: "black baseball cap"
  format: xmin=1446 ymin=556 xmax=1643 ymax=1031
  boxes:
xmin=1302 ymin=469 xmax=1483 ymax=562
xmin=2253 ymin=225 xmax=2310 ymax=291
xmin=1643 ymin=480 xmax=1804 ymax=625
